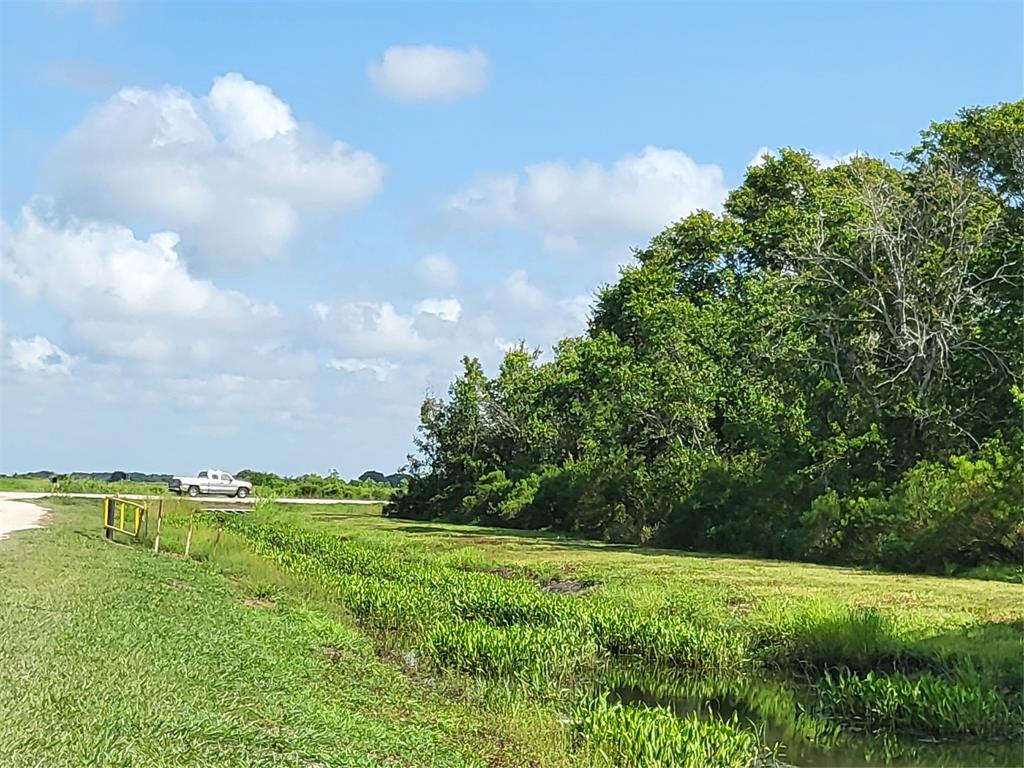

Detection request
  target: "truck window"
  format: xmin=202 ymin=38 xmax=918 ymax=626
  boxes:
xmin=222 ymin=474 xmax=233 ymax=483
xmin=198 ymin=471 xmax=208 ymax=478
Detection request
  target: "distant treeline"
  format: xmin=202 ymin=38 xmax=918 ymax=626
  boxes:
xmin=236 ymin=470 xmax=410 ymax=499
xmin=8 ymin=471 xmax=172 ymax=483
xmin=392 ymin=102 xmax=1024 ymax=575
xmin=5 ymin=469 xmax=410 ymax=499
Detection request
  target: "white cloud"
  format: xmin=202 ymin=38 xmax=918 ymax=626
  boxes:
xmin=328 ymin=357 xmax=400 ymax=382
xmin=479 ymin=272 xmax=592 ymax=356
xmin=323 ymin=301 xmax=426 ymax=357
xmin=416 ymin=254 xmax=458 ymax=288
xmin=368 ymin=45 xmax=489 ymax=103
xmin=448 ymin=147 xmax=726 ymax=251
xmin=541 ymin=233 xmax=581 ymax=256
xmin=493 ymin=337 xmax=519 ymax=353
xmin=501 ymin=270 xmax=546 ymax=310
xmin=310 ymin=302 xmax=330 ymax=320
xmin=559 ymin=295 xmax=592 ymax=327
xmin=46 ymin=73 xmax=384 ymax=268
xmin=413 ymin=297 xmax=462 ymax=323
xmin=8 ymin=336 xmax=75 ymax=375
xmin=164 ymin=374 xmax=312 ymax=413
xmin=2 ymin=205 xmax=278 ymax=363
xmin=749 ymin=146 xmax=862 ymax=169
xmin=812 ymin=150 xmax=862 ymax=168
xmin=748 ymin=147 xmax=773 ymax=168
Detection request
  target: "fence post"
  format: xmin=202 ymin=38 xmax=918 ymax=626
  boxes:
xmin=184 ymin=508 xmax=195 ymax=558
xmin=153 ymin=498 xmax=164 ymax=554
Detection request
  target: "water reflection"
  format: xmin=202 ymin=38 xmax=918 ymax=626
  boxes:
xmin=591 ymin=663 xmax=1022 ymax=767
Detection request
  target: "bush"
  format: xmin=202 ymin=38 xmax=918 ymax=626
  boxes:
xmin=805 ymin=435 xmax=1023 ymax=572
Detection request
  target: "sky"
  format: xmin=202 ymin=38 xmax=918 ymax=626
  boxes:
xmin=1 ymin=1 xmax=1021 ymax=477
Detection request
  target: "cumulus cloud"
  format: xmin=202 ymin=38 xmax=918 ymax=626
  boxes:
xmin=8 ymin=336 xmax=76 ymax=375
xmin=490 ymin=270 xmax=592 ymax=346
xmin=416 ymin=254 xmax=458 ymax=288
xmin=163 ymin=374 xmax=312 ymax=413
xmin=448 ymin=147 xmax=726 ymax=252
xmin=749 ymin=146 xmax=862 ymax=169
xmin=2 ymin=205 xmax=278 ymax=363
xmin=501 ymin=270 xmax=546 ymax=310
xmin=413 ymin=297 xmax=462 ymax=323
xmin=319 ymin=301 xmax=427 ymax=358
xmin=328 ymin=357 xmax=400 ymax=382
xmin=368 ymin=45 xmax=489 ymax=103
xmin=314 ymin=297 xmax=469 ymax=359
xmin=45 ymin=73 xmax=384 ymax=268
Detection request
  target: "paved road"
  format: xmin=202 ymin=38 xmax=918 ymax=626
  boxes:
xmin=0 ymin=491 xmax=386 ymax=506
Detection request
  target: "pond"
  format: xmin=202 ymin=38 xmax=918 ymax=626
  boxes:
xmin=594 ymin=664 xmax=1022 ymax=767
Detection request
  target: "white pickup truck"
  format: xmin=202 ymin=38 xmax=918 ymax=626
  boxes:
xmin=168 ymin=469 xmax=253 ymax=498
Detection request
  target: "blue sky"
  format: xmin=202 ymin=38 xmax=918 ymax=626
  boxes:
xmin=1 ymin=0 xmax=1021 ymax=477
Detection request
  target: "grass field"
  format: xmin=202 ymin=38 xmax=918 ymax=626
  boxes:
xmin=1 ymin=496 xmax=1020 ymax=767
xmin=0 ymin=498 xmax=561 ymax=767
xmin=0 ymin=476 xmax=167 ymax=494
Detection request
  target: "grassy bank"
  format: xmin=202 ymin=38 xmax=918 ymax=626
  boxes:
xmin=1 ymin=497 xmax=1020 ymax=766
xmin=0 ymin=498 xmax=564 ymax=767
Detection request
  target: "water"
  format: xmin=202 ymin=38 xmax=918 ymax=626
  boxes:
xmin=595 ymin=664 xmax=1023 ymax=767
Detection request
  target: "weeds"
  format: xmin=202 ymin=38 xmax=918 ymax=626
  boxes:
xmin=571 ymin=694 xmax=768 ymax=768
xmin=815 ymin=670 xmax=1023 ymax=740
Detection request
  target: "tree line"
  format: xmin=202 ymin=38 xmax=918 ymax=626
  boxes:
xmin=235 ymin=469 xmax=404 ymax=499
xmin=391 ymin=102 xmax=1023 ymax=575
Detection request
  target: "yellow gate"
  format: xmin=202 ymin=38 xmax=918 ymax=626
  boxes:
xmin=102 ymin=496 xmax=146 ymax=540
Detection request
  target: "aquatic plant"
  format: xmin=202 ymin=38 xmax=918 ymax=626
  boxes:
xmin=815 ymin=670 xmax=1022 ymax=740
xmin=571 ymin=694 xmax=768 ymax=768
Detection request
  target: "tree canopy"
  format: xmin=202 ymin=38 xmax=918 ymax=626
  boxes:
xmin=391 ymin=102 xmax=1024 ymax=574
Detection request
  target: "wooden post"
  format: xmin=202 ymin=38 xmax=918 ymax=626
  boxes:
xmin=184 ymin=508 xmax=195 ymax=558
xmin=213 ymin=520 xmax=224 ymax=551
xmin=152 ymin=499 xmax=164 ymax=554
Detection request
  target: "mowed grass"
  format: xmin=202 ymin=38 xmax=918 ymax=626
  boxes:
xmin=307 ymin=507 xmax=1022 ymax=629
xmin=0 ymin=498 xmax=561 ymax=768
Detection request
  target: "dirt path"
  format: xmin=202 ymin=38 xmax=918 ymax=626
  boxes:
xmin=0 ymin=497 xmax=47 ymax=541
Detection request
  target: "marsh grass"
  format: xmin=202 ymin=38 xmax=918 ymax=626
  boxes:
xmin=815 ymin=670 xmax=1023 ymax=740
xmin=0 ymin=498 xmax=561 ymax=767
xmin=571 ymin=694 xmax=768 ymax=768
xmin=12 ymin=496 xmax=1019 ymax=767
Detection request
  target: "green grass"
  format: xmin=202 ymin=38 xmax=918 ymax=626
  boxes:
xmin=2 ymin=496 xmax=1021 ymax=766
xmin=0 ymin=476 xmax=167 ymax=494
xmin=815 ymin=669 xmax=1022 ymax=740
xmin=571 ymin=694 xmax=767 ymax=768
xmin=0 ymin=498 xmax=565 ymax=767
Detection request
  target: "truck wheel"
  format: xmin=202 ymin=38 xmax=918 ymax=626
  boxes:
xmin=188 ymin=486 xmax=200 ymax=497
xmin=235 ymin=487 xmax=249 ymax=499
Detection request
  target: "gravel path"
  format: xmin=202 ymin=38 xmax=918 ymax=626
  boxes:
xmin=0 ymin=497 xmax=47 ymax=541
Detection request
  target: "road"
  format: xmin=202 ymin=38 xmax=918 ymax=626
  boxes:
xmin=0 ymin=491 xmax=386 ymax=506
xmin=0 ymin=496 xmax=48 ymax=541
